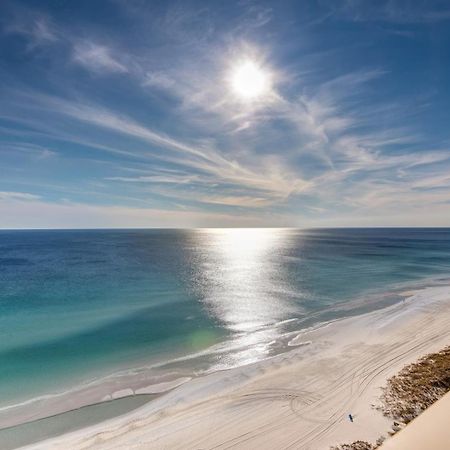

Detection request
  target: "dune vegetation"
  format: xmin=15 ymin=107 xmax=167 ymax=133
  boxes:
xmin=380 ymin=345 xmax=450 ymax=423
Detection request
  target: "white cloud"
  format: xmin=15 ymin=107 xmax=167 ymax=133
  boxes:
xmin=106 ymin=173 xmax=201 ymax=185
xmin=1 ymin=142 xmax=57 ymax=159
xmin=22 ymin=93 xmax=308 ymax=205
xmin=0 ymin=191 xmax=41 ymax=201
xmin=143 ymin=72 xmax=175 ymax=90
xmin=4 ymin=12 xmax=58 ymax=49
xmin=72 ymin=41 xmax=128 ymax=74
xmin=3 ymin=6 xmax=128 ymax=76
xmin=322 ymin=1 xmax=450 ymax=24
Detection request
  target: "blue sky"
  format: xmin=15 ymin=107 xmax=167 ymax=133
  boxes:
xmin=1 ymin=0 xmax=450 ymax=228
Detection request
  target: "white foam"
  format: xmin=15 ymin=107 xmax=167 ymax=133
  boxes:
xmin=288 ymin=338 xmax=312 ymax=347
xmin=135 ymin=377 xmax=191 ymax=394
xmin=111 ymin=389 xmax=134 ymax=400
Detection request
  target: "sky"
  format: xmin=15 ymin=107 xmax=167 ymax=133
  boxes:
xmin=1 ymin=0 xmax=450 ymax=228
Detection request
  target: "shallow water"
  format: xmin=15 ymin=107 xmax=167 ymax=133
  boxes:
xmin=0 ymin=395 xmax=154 ymax=450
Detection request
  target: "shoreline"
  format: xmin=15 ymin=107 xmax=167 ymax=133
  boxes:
xmin=2 ymin=274 xmax=447 ymax=432
xmin=19 ymin=284 xmax=450 ymax=449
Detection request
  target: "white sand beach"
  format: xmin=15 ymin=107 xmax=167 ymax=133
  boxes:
xmin=22 ymin=285 xmax=450 ymax=450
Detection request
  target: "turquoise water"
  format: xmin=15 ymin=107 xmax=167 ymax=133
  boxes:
xmin=1 ymin=228 xmax=450 ymax=426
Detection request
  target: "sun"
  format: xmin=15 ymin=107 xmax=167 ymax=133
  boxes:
xmin=230 ymin=60 xmax=270 ymax=100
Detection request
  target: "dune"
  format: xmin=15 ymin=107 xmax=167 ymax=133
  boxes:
xmin=380 ymin=391 xmax=450 ymax=450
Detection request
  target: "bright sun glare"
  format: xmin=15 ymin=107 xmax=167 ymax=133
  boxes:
xmin=230 ymin=60 xmax=270 ymax=100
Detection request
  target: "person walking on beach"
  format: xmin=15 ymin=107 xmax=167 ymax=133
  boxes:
xmin=348 ymin=414 xmax=354 ymax=423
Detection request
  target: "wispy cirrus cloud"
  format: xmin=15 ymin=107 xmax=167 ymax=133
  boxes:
xmin=1 ymin=3 xmax=127 ymax=76
xmin=1 ymin=58 xmax=446 ymax=215
xmin=0 ymin=191 xmax=41 ymax=201
xmin=71 ymin=40 xmax=128 ymax=74
xmin=1 ymin=4 xmax=57 ymax=49
xmin=1 ymin=142 xmax=57 ymax=159
xmin=3 ymin=89 xmax=308 ymax=208
xmin=321 ymin=0 xmax=450 ymax=24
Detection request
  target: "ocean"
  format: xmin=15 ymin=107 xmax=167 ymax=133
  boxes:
xmin=1 ymin=228 xmax=450 ymax=446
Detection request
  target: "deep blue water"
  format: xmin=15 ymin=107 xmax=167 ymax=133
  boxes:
xmin=1 ymin=228 xmax=450 ymax=417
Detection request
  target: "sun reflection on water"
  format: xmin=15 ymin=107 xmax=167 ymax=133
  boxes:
xmin=190 ymin=228 xmax=297 ymax=369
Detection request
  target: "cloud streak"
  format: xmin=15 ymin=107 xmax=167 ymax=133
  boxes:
xmin=0 ymin=191 xmax=41 ymax=201
xmin=72 ymin=41 xmax=128 ymax=74
xmin=5 ymin=90 xmax=308 ymax=208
